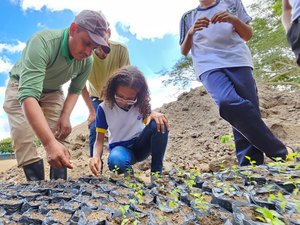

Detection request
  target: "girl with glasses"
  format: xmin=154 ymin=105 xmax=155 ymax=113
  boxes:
xmin=89 ymin=65 xmax=169 ymax=180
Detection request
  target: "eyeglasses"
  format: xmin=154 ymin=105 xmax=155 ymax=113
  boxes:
xmin=114 ymin=94 xmax=137 ymax=105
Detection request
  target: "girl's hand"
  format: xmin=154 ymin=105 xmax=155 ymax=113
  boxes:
xmin=146 ymin=111 xmax=169 ymax=133
xmin=211 ymin=11 xmax=237 ymax=25
xmin=188 ymin=17 xmax=210 ymax=35
xmin=89 ymin=157 xmax=101 ymax=176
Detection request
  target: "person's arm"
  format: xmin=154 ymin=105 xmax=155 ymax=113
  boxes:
xmin=55 ymin=93 xmax=79 ymax=140
xmin=22 ymin=97 xmax=73 ymax=169
xmin=282 ymin=0 xmax=292 ymax=33
xmin=89 ymin=132 xmax=105 ymax=176
xmin=82 ymin=85 xmax=96 ymax=127
xmin=180 ymin=17 xmax=210 ymax=56
xmin=211 ymin=11 xmax=253 ymax=41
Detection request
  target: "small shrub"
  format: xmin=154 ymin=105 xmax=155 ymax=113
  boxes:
xmin=0 ymin=138 xmax=14 ymax=153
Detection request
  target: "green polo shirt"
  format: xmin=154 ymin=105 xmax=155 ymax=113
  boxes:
xmin=9 ymin=28 xmax=93 ymax=103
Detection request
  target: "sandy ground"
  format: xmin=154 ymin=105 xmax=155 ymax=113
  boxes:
xmin=0 ymin=159 xmax=17 ymax=173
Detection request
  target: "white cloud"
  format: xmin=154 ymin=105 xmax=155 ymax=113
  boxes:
xmin=0 ymin=41 xmax=25 ymax=73
xmin=148 ymin=75 xmax=201 ymax=109
xmin=0 ymin=57 xmax=13 ymax=74
xmin=19 ymin=0 xmax=196 ymax=40
xmin=0 ymin=41 xmax=26 ymax=54
xmin=19 ymin=0 xmax=254 ymax=40
xmin=0 ymin=87 xmax=10 ymax=140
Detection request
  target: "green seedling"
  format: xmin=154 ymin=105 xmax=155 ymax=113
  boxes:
xmin=269 ymin=192 xmax=287 ymax=212
xmin=284 ymin=178 xmax=300 ymax=194
xmin=286 ymin=151 xmax=300 ymax=161
xmin=220 ymin=132 xmax=235 ymax=150
xmin=268 ymin=157 xmax=285 ymax=169
xmin=216 ymin=182 xmax=235 ymax=195
xmin=113 ymin=165 xmax=120 ymax=176
xmin=169 ymin=188 xmax=180 ymax=209
xmin=191 ymin=192 xmax=209 ymax=211
xmin=245 ymin=155 xmax=256 ymax=169
xmin=119 ymin=204 xmax=130 ymax=225
xmin=255 ymin=207 xmax=285 ymax=225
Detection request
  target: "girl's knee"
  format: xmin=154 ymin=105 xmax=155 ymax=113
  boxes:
xmin=108 ymin=157 xmax=126 ymax=174
xmin=108 ymin=147 xmax=132 ymax=174
xmin=148 ymin=120 xmax=168 ymax=134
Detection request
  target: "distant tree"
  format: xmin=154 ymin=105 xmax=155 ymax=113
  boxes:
xmin=0 ymin=138 xmax=14 ymax=153
xmin=163 ymin=0 xmax=300 ymax=89
xmin=162 ymin=55 xmax=195 ymax=89
xmin=248 ymin=0 xmax=300 ymax=88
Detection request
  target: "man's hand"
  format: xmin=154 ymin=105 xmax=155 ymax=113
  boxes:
xmin=89 ymin=157 xmax=102 ymax=176
xmin=87 ymin=112 xmax=96 ymax=128
xmin=45 ymin=139 xmax=73 ymax=169
xmin=55 ymin=116 xmax=72 ymax=140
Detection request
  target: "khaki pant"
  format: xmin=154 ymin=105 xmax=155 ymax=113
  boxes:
xmin=3 ymin=79 xmax=65 ymax=167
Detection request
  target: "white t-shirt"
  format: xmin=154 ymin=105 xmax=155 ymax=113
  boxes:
xmin=179 ymin=0 xmax=253 ymax=79
xmin=96 ymin=102 xmax=145 ymax=149
xmin=289 ymin=0 xmax=300 ymax=22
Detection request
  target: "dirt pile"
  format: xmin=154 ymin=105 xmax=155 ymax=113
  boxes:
xmin=0 ymin=83 xmax=300 ymax=183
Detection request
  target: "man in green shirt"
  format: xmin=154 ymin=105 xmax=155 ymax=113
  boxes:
xmin=81 ymin=26 xmax=130 ymax=164
xmin=3 ymin=10 xmax=110 ymax=181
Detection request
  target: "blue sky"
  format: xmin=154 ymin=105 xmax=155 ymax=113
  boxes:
xmin=0 ymin=0 xmax=252 ymax=139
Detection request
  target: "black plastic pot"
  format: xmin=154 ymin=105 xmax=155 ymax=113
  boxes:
xmin=289 ymin=209 xmax=300 ymax=225
xmin=211 ymin=188 xmax=250 ymax=213
xmin=249 ymin=184 xmax=289 ymax=210
xmin=18 ymin=209 xmax=44 ymax=225
xmin=232 ymin=202 xmax=286 ymax=225
xmin=0 ymin=199 xmax=23 ymax=215
xmin=195 ymin=210 xmax=234 ymax=225
xmin=43 ymin=209 xmax=72 ymax=224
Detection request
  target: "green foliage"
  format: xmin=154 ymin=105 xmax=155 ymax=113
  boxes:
xmin=0 ymin=138 xmax=41 ymax=154
xmin=245 ymin=155 xmax=257 ymax=169
xmin=0 ymin=138 xmax=14 ymax=153
xmin=248 ymin=0 xmax=300 ymax=88
xmin=256 ymin=207 xmax=285 ymax=225
xmin=112 ymin=165 xmax=120 ymax=176
xmin=119 ymin=204 xmax=130 ymax=225
xmin=191 ymin=192 xmax=209 ymax=211
xmin=169 ymin=188 xmax=180 ymax=209
xmin=220 ymin=133 xmax=235 ymax=150
xmin=162 ymin=56 xmax=195 ymax=89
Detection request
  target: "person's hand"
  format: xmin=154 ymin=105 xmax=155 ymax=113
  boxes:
xmin=45 ymin=139 xmax=73 ymax=169
xmin=55 ymin=116 xmax=72 ymax=140
xmin=146 ymin=112 xmax=169 ymax=133
xmin=89 ymin=157 xmax=101 ymax=176
xmin=87 ymin=112 xmax=96 ymax=128
xmin=211 ymin=11 xmax=237 ymax=25
xmin=188 ymin=17 xmax=210 ymax=35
